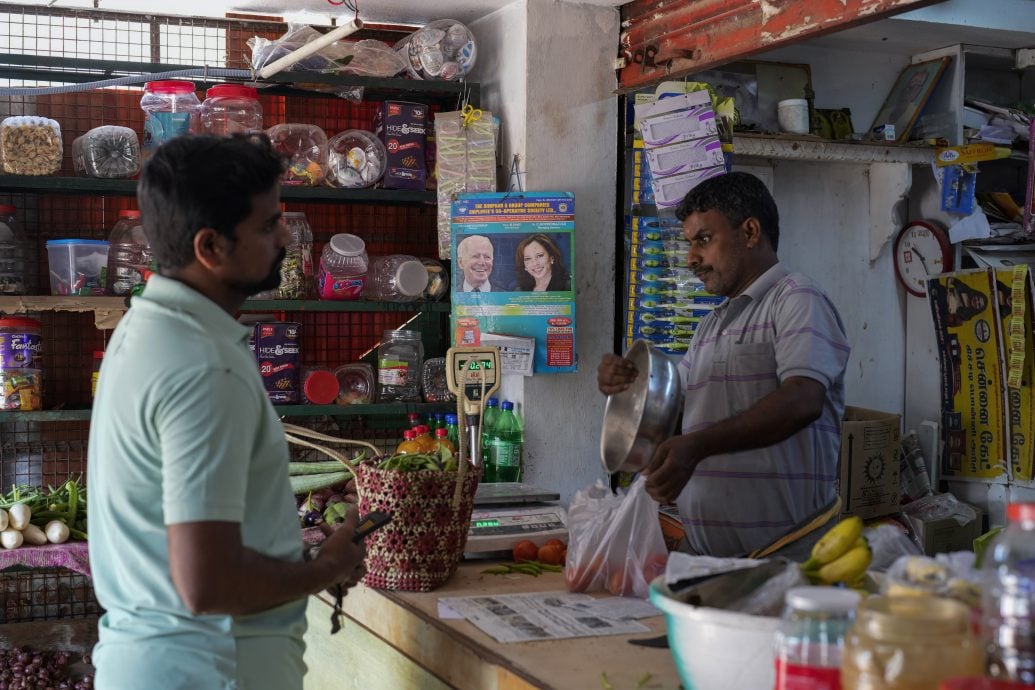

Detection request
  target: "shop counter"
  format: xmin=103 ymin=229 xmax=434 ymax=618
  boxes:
xmin=302 ymin=561 xmax=682 ymax=690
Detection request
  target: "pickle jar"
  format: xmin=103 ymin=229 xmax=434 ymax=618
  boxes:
xmin=841 ymin=595 xmax=984 ymax=690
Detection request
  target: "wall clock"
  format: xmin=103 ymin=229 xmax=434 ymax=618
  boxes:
xmin=893 ymin=220 xmax=953 ymax=298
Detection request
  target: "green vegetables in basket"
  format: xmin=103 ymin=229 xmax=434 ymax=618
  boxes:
xmin=0 ymin=477 xmax=87 ymax=549
xmin=376 ymin=446 xmax=458 ymax=473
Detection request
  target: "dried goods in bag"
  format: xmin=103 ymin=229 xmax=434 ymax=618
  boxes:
xmin=0 ymin=116 xmax=62 ymax=176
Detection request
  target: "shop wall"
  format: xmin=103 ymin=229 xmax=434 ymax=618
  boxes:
xmin=472 ymin=0 xmax=620 ymax=504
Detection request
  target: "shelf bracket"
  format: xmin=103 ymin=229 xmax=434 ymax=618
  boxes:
xmin=868 ymin=162 xmax=912 ymax=262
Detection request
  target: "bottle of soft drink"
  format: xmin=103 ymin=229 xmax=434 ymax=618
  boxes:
xmin=487 ymin=401 xmax=523 ymax=483
xmin=444 ymin=413 xmax=459 ymax=450
xmin=983 ymin=502 xmax=1035 ymax=684
xmin=407 ymin=412 xmax=421 ymax=429
xmin=434 ymin=427 xmax=456 ymax=455
xmin=480 ymin=397 xmax=500 ymax=479
xmin=433 ymin=412 xmax=446 ymax=431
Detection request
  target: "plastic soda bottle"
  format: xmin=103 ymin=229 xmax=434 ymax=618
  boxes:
xmin=407 ymin=412 xmax=421 ymax=429
xmin=487 ymin=401 xmax=523 ymax=483
xmin=480 ymin=397 xmax=501 ymax=475
xmin=434 ymin=427 xmax=456 ymax=455
xmin=413 ymin=424 xmax=437 ymax=453
xmin=983 ymin=502 xmax=1035 ymax=684
xmin=444 ymin=413 xmax=459 ymax=449
xmin=396 ymin=429 xmax=422 ymax=455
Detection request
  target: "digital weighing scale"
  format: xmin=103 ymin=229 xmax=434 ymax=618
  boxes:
xmin=465 ymin=482 xmax=568 ymax=557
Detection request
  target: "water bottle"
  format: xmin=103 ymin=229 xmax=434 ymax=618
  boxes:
xmin=774 ymin=586 xmax=859 ymax=690
xmin=487 ymin=401 xmax=523 ymax=483
xmin=480 ymin=397 xmax=500 ymax=478
xmin=445 ymin=413 xmax=459 ymax=449
xmin=983 ymin=502 xmax=1035 ymax=684
xmin=106 ymin=210 xmax=151 ymax=296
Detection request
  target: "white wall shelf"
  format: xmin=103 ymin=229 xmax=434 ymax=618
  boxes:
xmin=733 ymin=133 xmax=936 ymax=165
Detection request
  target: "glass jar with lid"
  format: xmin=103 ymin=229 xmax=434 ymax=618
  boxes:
xmin=106 ymin=210 xmax=152 ymax=296
xmin=273 ymin=212 xmax=314 ymax=299
xmin=317 ymin=233 xmax=367 ymax=300
xmin=140 ymin=80 xmax=200 ymax=158
xmin=377 ymin=329 xmax=423 ymax=402
xmin=774 ymin=586 xmax=860 ymax=690
xmin=200 ymin=84 xmax=263 ymax=136
xmin=364 ymin=255 xmax=429 ymax=303
xmin=841 ymin=595 xmax=984 ymax=690
xmin=0 ymin=204 xmax=27 ymax=295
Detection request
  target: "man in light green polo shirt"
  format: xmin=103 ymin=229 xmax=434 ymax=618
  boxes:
xmin=88 ymin=135 xmax=368 ymax=690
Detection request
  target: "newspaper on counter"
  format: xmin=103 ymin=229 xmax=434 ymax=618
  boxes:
xmin=437 ymin=591 xmax=657 ymax=643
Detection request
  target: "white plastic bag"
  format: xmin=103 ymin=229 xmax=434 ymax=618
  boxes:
xmin=564 ymin=476 xmax=668 ymax=598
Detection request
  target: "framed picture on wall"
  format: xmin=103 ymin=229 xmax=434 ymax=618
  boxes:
xmin=867 ymin=57 xmax=950 ymax=143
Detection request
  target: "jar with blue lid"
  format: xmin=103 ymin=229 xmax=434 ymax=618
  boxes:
xmin=45 ymin=239 xmax=110 ymax=295
xmin=0 ymin=317 xmax=43 ymax=410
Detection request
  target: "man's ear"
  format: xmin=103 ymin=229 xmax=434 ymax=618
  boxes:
xmin=193 ymin=228 xmax=227 ymax=271
xmin=741 ymin=217 xmax=764 ymax=248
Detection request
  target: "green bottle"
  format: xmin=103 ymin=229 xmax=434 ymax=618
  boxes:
xmin=487 ymin=401 xmax=522 ymax=483
xmin=480 ymin=397 xmax=500 ymax=481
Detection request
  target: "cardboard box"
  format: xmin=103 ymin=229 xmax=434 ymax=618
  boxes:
xmin=373 ymin=101 xmax=428 ymax=190
xmin=638 ymin=105 xmax=719 ymax=147
xmin=903 ymin=498 xmax=983 ymax=556
xmin=253 ymin=321 xmax=301 ymax=404
xmin=645 ymin=135 xmax=725 ymax=177
xmin=653 ymin=165 xmax=726 ymax=209
xmin=839 ymin=406 xmax=902 ymax=519
xmin=928 ymin=269 xmax=1008 ymax=480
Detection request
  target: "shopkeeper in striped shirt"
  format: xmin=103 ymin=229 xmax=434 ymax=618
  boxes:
xmin=598 ymin=172 xmax=850 ymax=558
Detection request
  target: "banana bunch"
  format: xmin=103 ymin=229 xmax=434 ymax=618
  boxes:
xmin=800 ymin=516 xmax=873 ymax=586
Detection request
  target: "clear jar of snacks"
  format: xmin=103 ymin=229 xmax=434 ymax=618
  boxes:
xmin=377 ymin=329 xmax=423 ymax=402
xmin=273 ymin=212 xmax=313 ymax=299
xmin=140 ymin=81 xmax=200 ymax=158
xmin=0 ymin=204 xmax=27 ymax=295
xmin=326 ymin=129 xmax=387 ymax=188
xmin=0 ymin=116 xmax=63 ymax=176
xmin=266 ymin=123 xmax=328 ymax=186
xmin=841 ymin=595 xmax=984 ymax=690
xmin=200 ymin=84 xmax=263 ymax=136
xmin=0 ymin=317 xmax=43 ymax=411
xmin=317 ymin=234 xmax=367 ymax=300
xmin=334 ymin=363 xmax=375 ymax=405
xmin=421 ymin=258 xmax=449 ymax=301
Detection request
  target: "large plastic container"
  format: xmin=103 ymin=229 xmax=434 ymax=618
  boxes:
xmin=397 ymin=20 xmax=477 ymax=81
xmin=0 ymin=116 xmax=63 ymax=175
xmin=72 ymin=126 xmax=140 ymax=178
xmin=267 ymin=123 xmax=327 ymax=186
xmin=273 ymin=212 xmax=313 ymax=299
xmin=106 ymin=210 xmax=151 ymax=296
xmin=317 ymin=234 xmax=367 ymax=300
xmin=983 ymin=502 xmax=1035 ymax=684
xmin=0 ymin=204 xmax=27 ymax=295
xmin=377 ymin=329 xmax=423 ymax=402
xmin=326 ymin=129 xmax=386 ymax=188
xmin=0 ymin=316 xmax=43 ymax=411
xmin=364 ymin=254 xmax=428 ymax=302
xmin=200 ymin=84 xmax=263 ymax=136
xmin=140 ymin=81 xmax=200 ymax=157
xmin=45 ymin=239 xmax=110 ymax=296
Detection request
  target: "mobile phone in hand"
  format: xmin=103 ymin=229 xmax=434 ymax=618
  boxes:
xmin=352 ymin=511 xmax=392 ymax=543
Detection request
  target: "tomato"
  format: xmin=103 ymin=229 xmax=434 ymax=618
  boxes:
xmin=537 ymin=543 xmax=565 ymax=566
xmin=544 ymin=538 xmax=566 ymax=549
xmin=565 ymin=555 xmax=603 ymax=593
xmin=512 ymin=540 xmax=538 ymax=562
xmin=642 ymin=552 xmax=668 ymax=584
xmin=608 ymin=568 xmax=637 ymax=597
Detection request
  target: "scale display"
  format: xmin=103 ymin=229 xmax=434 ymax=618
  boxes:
xmin=468 ymin=510 xmax=566 ymax=537
xmin=465 ymin=504 xmax=569 ymax=554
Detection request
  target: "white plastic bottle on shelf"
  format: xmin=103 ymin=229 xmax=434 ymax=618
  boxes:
xmin=363 ymin=254 xmax=429 ymax=302
xmin=983 ymin=502 xmax=1035 ymax=684
xmin=106 ymin=210 xmax=152 ymax=296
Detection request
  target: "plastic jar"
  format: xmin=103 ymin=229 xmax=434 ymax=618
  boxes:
xmin=334 ymin=363 xmax=375 ymax=405
xmin=774 ymin=586 xmax=859 ymax=690
xmin=274 ymin=212 xmax=314 ymax=299
xmin=841 ymin=595 xmax=984 ymax=690
xmin=72 ymin=125 xmax=140 ymax=178
xmin=377 ymin=329 xmax=423 ymax=402
xmin=421 ymin=356 xmax=454 ymax=403
xmin=0 ymin=205 xmax=27 ymax=295
xmin=106 ymin=210 xmax=151 ymax=296
xmin=364 ymin=254 xmax=429 ymax=302
xmin=421 ymin=258 xmax=449 ymax=301
xmin=200 ymin=84 xmax=263 ymax=136
xmin=317 ymin=234 xmax=367 ymax=300
xmin=141 ymin=81 xmax=200 ymax=158
xmin=266 ymin=123 xmax=327 ymax=186
xmin=302 ymin=367 xmax=340 ymax=405
xmin=0 ymin=317 xmax=43 ymax=411
xmin=983 ymin=502 xmax=1035 ymax=684
xmin=91 ymin=350 xmax=103 ymax=399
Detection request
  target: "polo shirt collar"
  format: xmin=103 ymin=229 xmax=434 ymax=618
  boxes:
xmin=741 ymin=262 xmax=789 ymax=302
xmin=135 ymin=274 xmax=252 ymax=346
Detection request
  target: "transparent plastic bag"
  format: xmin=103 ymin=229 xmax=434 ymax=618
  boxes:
xmin=882 ymin=553 xmax=983 ymax=608
xmin=564 ymin=476 xmax=668 ymax=598
xmin=1 ymin=116 xmax=62 ymax=176
xmin=865 ymin=523 xmax=923 ymax=572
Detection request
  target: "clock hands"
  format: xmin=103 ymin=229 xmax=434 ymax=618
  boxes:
xmin=909 ymin=244 xmax=931 ymax=274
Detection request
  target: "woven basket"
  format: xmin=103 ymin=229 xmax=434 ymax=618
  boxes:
xmin=352 ymin=460 xmax=478 ymax=592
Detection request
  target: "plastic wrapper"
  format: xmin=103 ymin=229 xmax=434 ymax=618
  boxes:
xmin=420 ymin=357 xmax=454 ymax=403
xmin=0 ymin=116 xmax=62 ymax=176
xmin=434 ymin=110 xmax=497 ymax=259
xmin=865 ymin=523 xmax=923 ymax=572
xmin=396 ymin=20 xmax=477 ymax=81
xmin=564 ymin=477 xmax=668 ymax=598
xmin=72 ymin=126 xmax=140 ymax=178
xmin=326 ymin=129 xmax=386 ymax=188
xmin=267 ymin=123 xmax=327 ymax=186
xmin=881 ymin=553 xmax=983 ymax=609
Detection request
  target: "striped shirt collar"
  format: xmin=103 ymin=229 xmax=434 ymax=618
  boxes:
xmin=713 ymin=262 xmax=789 ymax=316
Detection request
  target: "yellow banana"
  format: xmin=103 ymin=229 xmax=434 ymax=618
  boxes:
xmin=817 ymin=543 xmax=872 ymax=585
xmin=801 ymin=516 xmax=864 ymax=571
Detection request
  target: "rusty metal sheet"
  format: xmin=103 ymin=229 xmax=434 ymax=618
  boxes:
xmin=618 ymin=0 xmax=945 ymax=92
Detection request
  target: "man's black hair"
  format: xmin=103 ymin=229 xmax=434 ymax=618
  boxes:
xmin=137 ymin=134 xmax=285 ymax=272
xmin=675 ymin=171 xmax=780 ymax=251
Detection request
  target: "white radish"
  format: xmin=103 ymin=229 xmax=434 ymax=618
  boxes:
xmin=0 ymin=508 xmax=7 ymax=532
xmin=45 ymin=520 xmax=70 ymax=545
xmin=8 ymin=503 xmax=30 ymax=531
xmin=20 ymin=523 xmax=47 ymax=545
xmin=1 ymin=528 xmax=23 ymax=550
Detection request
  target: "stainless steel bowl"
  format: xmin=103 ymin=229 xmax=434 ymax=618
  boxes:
xmin=599 ymin=340 xmax=684 ymax=473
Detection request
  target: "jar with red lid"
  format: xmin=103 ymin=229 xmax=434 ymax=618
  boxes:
xmin=0 ymin=316 xmax=43 ymax=410
xmin=200 ymin=84 xmax=263 ymax=136
xmin=141 ymin=80 xmax=200 ymax=158
xmin=302 ymin=367 xmax=339 ymax=405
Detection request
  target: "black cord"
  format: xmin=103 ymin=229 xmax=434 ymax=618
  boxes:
xmin=329 ymin=583 xmax=345 ymax=634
